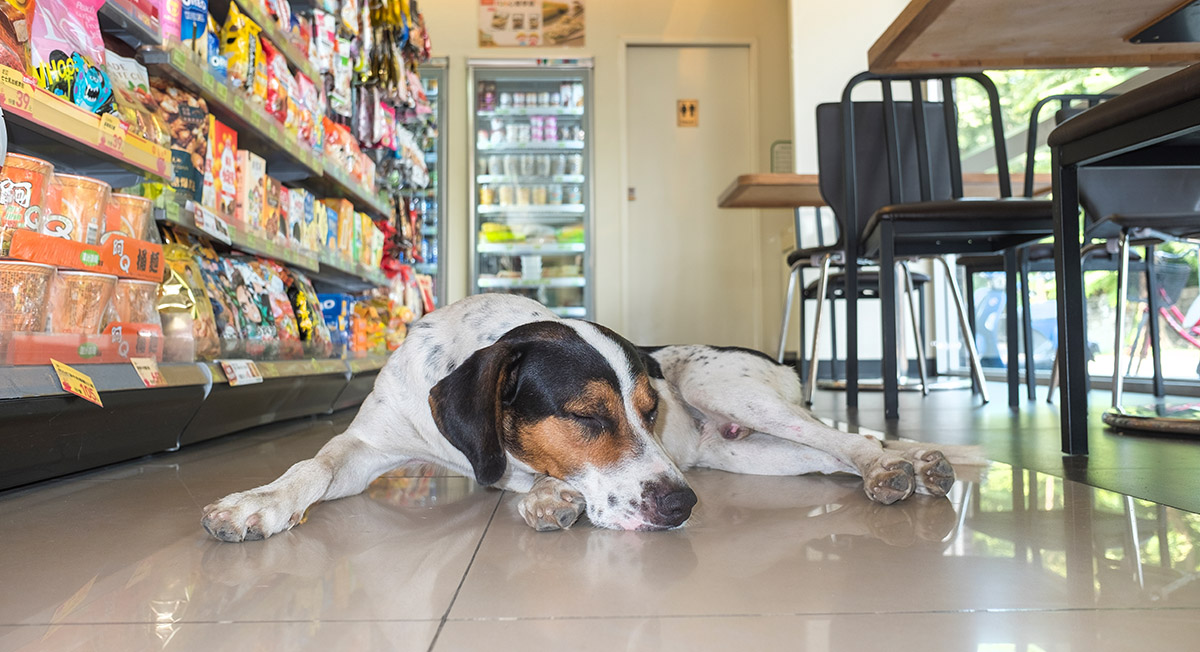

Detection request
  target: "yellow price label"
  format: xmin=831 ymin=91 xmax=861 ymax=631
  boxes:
xmin=0 ymin=67 xmax=32 ymax=114
xmin=98 ymin=114 xmax=126 ymax=154
xmin=51 ymin=359 xmax=104 ymax=407
xmin=130 ymin=357 xmax=167 ymax=388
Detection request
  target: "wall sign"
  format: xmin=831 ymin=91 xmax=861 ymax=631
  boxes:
xmin=677 ymin=99 xmax=699 ymax=127
xmin=479 ymin=0 xmax=586 ymax=47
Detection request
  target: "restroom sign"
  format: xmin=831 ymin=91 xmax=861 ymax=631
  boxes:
xmin=677 ymin=99 xmax=698 ymax=127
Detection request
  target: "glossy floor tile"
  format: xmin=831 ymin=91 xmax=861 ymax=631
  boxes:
xmin=2 ymin=385 xmax=1200 ymax=651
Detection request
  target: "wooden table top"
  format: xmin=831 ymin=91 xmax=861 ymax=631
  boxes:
xmin=870 ymin=0 xmax=1200 ymax=73
xmin=717 ymin=172 xmax=1051 ymax=209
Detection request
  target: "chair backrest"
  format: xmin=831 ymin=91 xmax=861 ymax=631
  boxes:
xmin=816 ymin=72 xmax=1012 ymax=244
xmin=1022 ymin=93 xmax=1114 ymax=199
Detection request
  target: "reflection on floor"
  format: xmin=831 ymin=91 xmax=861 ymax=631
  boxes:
xmin=1 ymin=383 xmax=1199 ymax=651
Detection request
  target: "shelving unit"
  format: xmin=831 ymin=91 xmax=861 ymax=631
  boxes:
xmin=478 ymin=276 xmax=587 ymax=288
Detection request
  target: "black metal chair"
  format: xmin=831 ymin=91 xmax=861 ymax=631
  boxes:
xmin=1048 ymin=62 xmax=1200 ymax=454
xmin=817 ymin=72 xmax=1057 ymax=418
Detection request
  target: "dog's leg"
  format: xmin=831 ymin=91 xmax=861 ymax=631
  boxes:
xmin=517 ymin=475 xmax=586 ymax=532
xmin=880 ymin=440 xmax=982 ymax=496
xmin=202 ymin=430 xmax=410 ymax=542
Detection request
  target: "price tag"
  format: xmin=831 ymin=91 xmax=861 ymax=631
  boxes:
xmin=51 ymin=359 xmax=104 ymax=406
xmin=0 ymin=67 xmax=33 ymax=115
xmin=232 ymin=94 xmax=245 ymax=114
xmin=98 ymin=114 xmax=126 ymax=154
xmin=201 ymin=72 xmax=216 ymax=92
xmin=193 ymin=204 xmax=232 ymax=244
xmin=130 ymin=357 xmax=167 ymax=387
xmin=214 ymin=83 xmax=228 ymax=103
xmin=218 ymin=359 xmax=263 ymax=386
xmin=170 ymin=47 xmax=187 ymax=69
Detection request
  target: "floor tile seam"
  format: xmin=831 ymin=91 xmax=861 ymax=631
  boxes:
xmin=438 ymin=606 xmax=1200 ymax=623
xmin=427 ymin=490 xmax=505 ymax=652
xmin=0 ymin=618 xmax=447 ymax=627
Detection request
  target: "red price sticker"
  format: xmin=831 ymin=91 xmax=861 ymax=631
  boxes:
xmin=98 ymin=114 xmax=126 ymax=155
xmin=0 ymin=67 xmax=33 ymax=115
xmin=51 ymin=359 xmax=104 ymax=407
xmin=130 ymin=357 xmax=167 ymax=388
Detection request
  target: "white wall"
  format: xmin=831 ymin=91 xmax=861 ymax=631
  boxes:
xmin=420 ymin=0 xmax=793 ymax=343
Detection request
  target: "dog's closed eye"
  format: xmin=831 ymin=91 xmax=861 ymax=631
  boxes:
xmin=570 ymin=412 xmax=612 ymax=433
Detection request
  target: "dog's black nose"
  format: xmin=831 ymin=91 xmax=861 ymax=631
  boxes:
xmin=654 ymin=486 xmax=698 ymax=526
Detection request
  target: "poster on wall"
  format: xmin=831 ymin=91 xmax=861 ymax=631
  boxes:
xmin=479 ymin=0 xmax=586 ymax=47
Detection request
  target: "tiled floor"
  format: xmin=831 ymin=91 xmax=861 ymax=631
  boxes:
xmin=3 ymin=383 xmax=1200 ymax=651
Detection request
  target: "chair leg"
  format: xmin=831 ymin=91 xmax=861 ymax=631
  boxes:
xmin=1046 ymin=347 xmax=1059 ymax=403
xmin=1113 ymin=230 xmax=1131 ymax=409
xmin=1005 ymin=248 xmax=1021 ymax=408
xmin=881 ymin=226 xmax=900 ymax=419
xmin=1145 ymin=244 xmax=1166 ymax=398
xmin=901 ymin=261 xmax=929 ymax=396
xmin=1019 ymin=249 xmax=1037 ymax=401
xmin=777 ymin=263 xmax=800 ymax=364
xmin=964 ymin=266 xmax=980 ymax=395
xmin=829 ymin=293 xmax=840 ymax=382
xmin=937 ymin=256 xmax=990 ymax=403
xmin=804 ymin=254 xmax=834 ymax=405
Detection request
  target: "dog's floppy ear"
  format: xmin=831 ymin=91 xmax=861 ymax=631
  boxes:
xmin=428 ymin=341 xmax=523 ymax=486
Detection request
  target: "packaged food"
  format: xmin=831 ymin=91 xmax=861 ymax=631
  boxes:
xmin=201 ymin=116 xmax=238 ymax=216
xmin=227 ymin=256 xmax=278 ymax=346
xmin=207 ymin=14 xmax=228 ymax=82
xmin=192 ymin=244 xmax=245 ymax=351
xmin=104 ymin=193 xmax=154 ymax=242
xmin=150 ymin=79 xmax=209 ymax=200
xmin=42 ymin=174 xmax=110 ymax=244
xmin=250 ymin=26 xmax=268 ymax=103
xmin=48 ymin=270 xmax=117 ymax=334
xmin=112 ymin=279 xmax=162 ymax=324
xmin=329 ymin=37 xmax=352 ymax=117
xmin=333 ymin=199 xmax=354 ymax=257
xmin=311 ymin=9 xmax=336 ymax=73
xmin=262 ymin=176 xmax=282 ymax=240
xmin=0 ymin=261 xmax=55 ymax=333
xmin=160 ymin=243 xmax=220 ymax=359
xmin=301 ymin=190 xmax=317 ymax=250
xmin=106 ymin=50 xmax=169 ymax=147
xmin=0 ymin=5 xmax=26 ymax=73
xmin=180 ymin=0 xmax=207 ymax=55
xmin=287 ymin=187 xmax=305 ymax=246
xmin=29 ymin=0 xmax=114 ymax=113
xmin=235 ymin=150 xmax=266 ymax=229
xmin=339 ymin=0 xmax=358 ymax=35
xmin=261 ymin=38 xmax=288 ymax=123
xmin=220 ymin=2 xmax=260 ymax=91
xmin=286 ymin=269 xmax=332 ymax=355
xmin=0 ymin=154 xmax=54 ymax=256
xmin=252 ymin=259 xmax=300 ymax=357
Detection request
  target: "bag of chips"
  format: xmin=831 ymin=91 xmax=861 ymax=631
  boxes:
xmin=220 ymin=2 xmax=260 ymax=92
xmin=255 ymin=259 xmax=302 ymax=358
xmin=160 ymin=243 xmax=221 ymax=360
xmin=28 ymin=0 xmax=114 ymax=113
xmin=106 ymin=50 xmax=169 ymax=148
xmin=228 ymin=256 xmax=279 ymax=357
xmin=192 ymin=244 xmax=247 ymax=356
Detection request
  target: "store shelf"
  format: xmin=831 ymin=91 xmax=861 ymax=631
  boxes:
xmin=413 ymin=263 xmax=438 ymax=274
xmin=312 ymin=248 xmax=389 ymax=291
xmin=478 ymin=141 xmax=585 ymax=151
xmin=549 ymin=306 xmax=588 ymax=318
xmin=140 ymin=47 xmax=322 ymax=180
xmin=477 ymin=174 xmax=585 ymax=184
xmin=99 ymin=0 xmax=162 ymax=48
xmin=159 ymin=199 xmax=320 ymax=272
xmin=478 ymin=204 xmax=586 ymax=215
xmin=320 ymin=162 xmax=392 ymax=219
xmin=478 ymin=276 xmax=586 ymax=289
xmin=0 ymin=66 xmax=171 ymax=180
xmin=209 ymin=0 xmax=321 ymax=83
xmin=478 ymin=242 xmax=585 ymax=255
xmin=477 ymin=107 xmax=584 ymax=117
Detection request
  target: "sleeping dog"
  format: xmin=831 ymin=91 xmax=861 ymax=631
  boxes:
xmin=202 ymin=294 xmax=958 ymax=541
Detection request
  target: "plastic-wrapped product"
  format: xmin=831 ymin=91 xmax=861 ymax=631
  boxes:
xmin=150 ymin=79 xmax=209 ymax=200
xmin=252 ymin=258 xmax=301 ymax=358
xmin=228 ymin=255 xmax=279 ymax=356
xmin=160 ymin=243 xmax=221 ymax=360
xmin=29 ymin=0 xmax=114 ymax=113
xmin=105 ymin=50 xmax=170 ymax=148
xmin=192 ymin=244 xmax=246 ymax=355
xmin=261 ymin=38 xmax=288 ymax=123
xmin=220 ymin=3 xmax=260 ymax=91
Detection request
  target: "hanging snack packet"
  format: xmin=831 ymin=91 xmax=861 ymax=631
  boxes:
xmin=207 ymin=15 xmax=228 ymax=82
xmin=29 ymin=0 xmax=114 ymax=113
xmin=261 ymin=38 xmax=288 ymax=123
xmin=180 ymin=0 xmax=207 ymax=56
xmin=329 ymin=36 xmax=352 ymax=117
xmin=105 ymin=50 xmax=169 ymax=147
xmin=220 ymin=2 xmax=258 ymax=91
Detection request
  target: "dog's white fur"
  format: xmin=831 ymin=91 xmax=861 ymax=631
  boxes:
xmin=202 ymin=294 xmax=957 ymax=541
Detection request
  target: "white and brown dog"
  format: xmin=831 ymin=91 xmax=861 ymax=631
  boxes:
xmin=202 ymin=294 xmax=958 ymax=541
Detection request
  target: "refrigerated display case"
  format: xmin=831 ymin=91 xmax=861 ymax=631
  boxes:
xmin=469 ymin=58 xmax=593 ymax=319
xmin=408 ymin=58 xmax=447 ymax=306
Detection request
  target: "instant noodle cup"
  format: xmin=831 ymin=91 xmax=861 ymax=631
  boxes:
xmin=0 ymin=154 xmax=54 ymax=255
xmin=42 ymin=174 xmax=111 ymax=245
xmin=0 ymin=261 xmax=55 ymax=332
xmin=49 ymin=270 xmax=117 ymax=334
xmin=112 ymin=278 xmax=162 ymax=324
xmin=104 ymin=193 xmax=154 ymax=242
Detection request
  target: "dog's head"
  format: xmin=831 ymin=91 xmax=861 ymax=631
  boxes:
xmin=428 ymin=320 xmax=695 ymax=530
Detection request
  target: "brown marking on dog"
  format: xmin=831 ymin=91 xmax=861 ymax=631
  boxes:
xmin=513 ymin=379 xmax=643 ymax=479
xmin=632 ymin=375 xmax=658 ymax=419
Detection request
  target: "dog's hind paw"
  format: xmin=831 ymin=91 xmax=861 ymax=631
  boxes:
xmin=862 ymin=457 xmax=915 ymax=505
xmin=518 ymin=477 xmax=586 ymax=532
xmin=905 ymin=449 xmax=955 ymax=497
xmin=202 ymin=490 xmax=301 ymax=543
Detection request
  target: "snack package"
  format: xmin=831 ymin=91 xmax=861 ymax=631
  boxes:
xmin=150 ymin=79 xmax=209 ymax=200
xmin=338 ymin=0 xmax=357 ymax=36
xmin=295 ymin=72 xmax=320 ymax=145
xmin=277 ymin=185 xmax=290 ymax=243
xmin=287 ymin=186 xmax=304 ymax=246
xmin=0 ymin=3 xmax=27 ymax=72
xmin=250 ymin=25 xmax=268 ymax=103
xmin=311 ymin=9 xmax=335 ymax=73
xmin=105 ymin=50 xmax=169 ymax=147
xmin=329 ymin=37 xmax=352 ymax=117
xmin=180 ymin=0 xmax=207 ymax=55
xmin=29 ymin=0 xmax=114 ymax=113
xmin=261 ymin=38 xmax=288 ymax=123
xmin=322 ymin=200 xmax=337 ymax=249
xmin=290 ymin=13 xmax=311 ymax=58
xmin=220 ymin=2 xmax=260 ymax=91
xmin=161 ymin=243 xmax=221 ymax=360
xmin=252 ymin=258 xmax=301 ymax=358
xmin=333 ymin=199 xmax=354 ymax=257
xmin=207 ymin=14 xmax=228 ymax=82
xmin=235 ymin=149 xmax=266 ymax=229
xmin=228 ymin=256 xmax=279 ymax=355
xmin=201 ymin=115 xmax=238 ymax=216
xmin=317 ymin=292 xmax=352 ymax=344
xmin=262 ymin=175 xmax=282 ymax=240
xmin=301 ymin=190 xmax=316 ymax=250
xmin=287 ymin=269 xmax=332 ymax=356
xmin=192 ymin=244 xmax=246 ymax=355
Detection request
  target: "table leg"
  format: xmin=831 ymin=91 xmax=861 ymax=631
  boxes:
xmin=1052 ymin=155 xmax=1089 ymax=455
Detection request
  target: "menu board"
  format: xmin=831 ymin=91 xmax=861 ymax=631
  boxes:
xmin=479 ymin=0 xmax=586 ymax=47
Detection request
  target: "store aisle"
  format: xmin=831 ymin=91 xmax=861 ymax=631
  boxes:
xmin=2 ymin=402 xmax=1200 ymax=651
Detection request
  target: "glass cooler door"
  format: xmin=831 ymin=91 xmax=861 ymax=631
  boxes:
xmin=469 ymin=58 xmax=593 ymax=319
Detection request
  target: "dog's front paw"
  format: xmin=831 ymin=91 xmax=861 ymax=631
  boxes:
xmin=904 ymin=449 xmax=955 ymax=497
xmin=202 ymin=489 xmax=303 ymax=543
xmin=518 ymin=478 xmax=585 ymax=532
xmin=862 ymin=457 xmax=915 ymax=505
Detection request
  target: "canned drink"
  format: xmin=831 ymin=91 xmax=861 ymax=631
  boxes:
xmin=478 ymin=155 xmax=489 ymax=173
xmin=547 ymin=184 xmax=563 ymax=205
xmin=479 ymin=184 xmax=495 ymax=205
xmin=532 ymin=185 xmax=548 ymax=205
xmin=565 ymin=184 xmax=582 ymax=204
xmin=560 ymin=126 xmax=573 ymax=141
xmin=506 ymin=124 xmax=520 ymax=142
xmin=567 ymin=154 xmax=584 ymax=175
xmin=550 ymin=92 xmax=560 ymax=106
xmin=518 ymin=124 xmax=532 ymax=143
xmin=488 ymin=155 xmax=502 ymax=176
xmin=535 ymin=154 xmax=551 ymax=176
xmin=477 ymin=131 xmax=489 ymax=146
xmin=573 ymin=125 xmax=586 ymax=142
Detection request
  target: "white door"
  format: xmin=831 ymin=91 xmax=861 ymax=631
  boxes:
xmin=624 ymin=45 xmax=759 ymax=347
